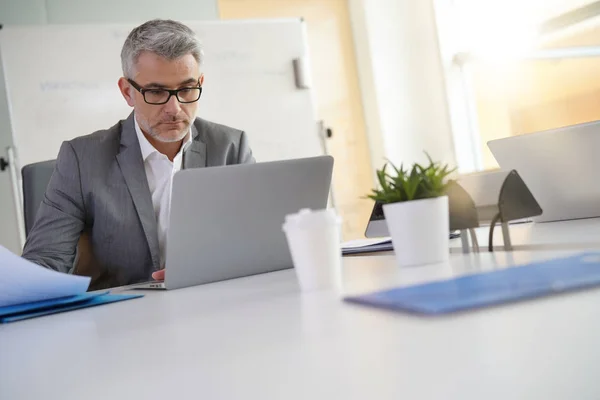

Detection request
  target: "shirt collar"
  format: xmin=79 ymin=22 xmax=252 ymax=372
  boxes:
xmin=134 ymin=114 xmax=193 ymax=161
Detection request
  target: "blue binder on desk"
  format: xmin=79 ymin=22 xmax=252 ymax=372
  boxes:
xmin=0 ymin=292 xmax=143 ymax=323
xmin=344 ymin=252 xmax=600 ymax=315
xmin=0 ymin=244 xmax=144 ymax=323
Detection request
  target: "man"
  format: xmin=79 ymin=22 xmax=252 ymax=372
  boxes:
xmin=22 ymin=19 xmax=255 ymax=290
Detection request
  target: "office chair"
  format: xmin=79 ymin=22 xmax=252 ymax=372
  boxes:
xmin=21 ymin=160 xmax=56 ymax=237
xmin=21 ymin=160 xmax=94 ymax=280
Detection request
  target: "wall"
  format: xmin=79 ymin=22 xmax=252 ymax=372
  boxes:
xmin=348 ymin=0 xmax=457 ymax=173
xmin=0 ymin=0 xmax=219 ymax=24
xmin=0 ymin=0 xmax=218 ymax=252
xmin=219 ymin=0 xmax=375 ymax=240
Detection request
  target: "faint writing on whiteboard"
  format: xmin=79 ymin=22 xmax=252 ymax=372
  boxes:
xmin=207 ymin=50 xmax=253 ymax=62
xmin=111 ymin=29 xmax=132 ymax=40
xmin=40 ymin=81 xmax=101 ymax=92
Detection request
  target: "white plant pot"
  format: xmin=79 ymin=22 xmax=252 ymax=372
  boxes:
xmin=383 ymin=196 xmax=449 ymax=267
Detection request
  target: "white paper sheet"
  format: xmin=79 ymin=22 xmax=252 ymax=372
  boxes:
xmin=341 ymin=237 xmax=392 ymax=250
xmin=0 ymin=245 xmax=91 ymax=308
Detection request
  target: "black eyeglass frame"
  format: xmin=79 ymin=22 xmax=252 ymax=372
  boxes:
xmin=127 ymin=78 xmax=202 ymax=105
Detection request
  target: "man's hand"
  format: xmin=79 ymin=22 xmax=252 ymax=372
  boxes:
xmin=152 ymin=269 xmax=165 ymax=281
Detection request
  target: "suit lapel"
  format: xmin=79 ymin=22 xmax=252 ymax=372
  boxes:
xmin=115 ymin=113 xmax=161 ymax=271
xmin=183 ymin=123 xmax=206 ymax=169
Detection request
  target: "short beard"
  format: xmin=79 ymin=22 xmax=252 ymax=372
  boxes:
xmin=138 ymin=115 xmax=190 ymax=143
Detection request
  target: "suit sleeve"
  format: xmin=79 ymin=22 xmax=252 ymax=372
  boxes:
xmin=22 ymin=141 xmax=85 ymax=273
xmin=238 ymin=131 xmax=256 ymax=164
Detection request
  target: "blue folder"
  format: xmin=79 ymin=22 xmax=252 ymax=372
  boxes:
xmin=344 ymin=252 xmax=600 ymax=315
xmin=0 ymin=291 xmax=143 ymax=323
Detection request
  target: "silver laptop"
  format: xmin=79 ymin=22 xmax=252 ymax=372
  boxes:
xmin=135 ymin=156 xmax=333 ymax=290
xmin=488 ymin=120 xmax=600 ymax=223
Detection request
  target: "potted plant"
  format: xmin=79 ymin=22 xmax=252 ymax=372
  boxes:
xmin=367 ymin=155 xmax=455 ymax=267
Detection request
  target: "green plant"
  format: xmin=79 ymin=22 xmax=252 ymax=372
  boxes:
xmin=367 ymin=154 xmax=456 ymax=204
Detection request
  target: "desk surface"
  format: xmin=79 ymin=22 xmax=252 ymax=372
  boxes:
xmin=3 ymin=247 xmax=600 ymax=399
xmin=450 ymin=217 xmax=600 ymax=251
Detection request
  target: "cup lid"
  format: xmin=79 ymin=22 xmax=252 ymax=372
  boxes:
xmin=283 ymin=208 xmax=341 ymax=231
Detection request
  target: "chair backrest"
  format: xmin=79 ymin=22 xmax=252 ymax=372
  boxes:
xmin=21 ymin=160 xmax=56 ymax=237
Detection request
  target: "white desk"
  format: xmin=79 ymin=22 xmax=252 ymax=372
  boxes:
xmin=3 ymin=247 xmax=600 ymax=399
xmin=450 ymin=217 xmax=600 ymax=251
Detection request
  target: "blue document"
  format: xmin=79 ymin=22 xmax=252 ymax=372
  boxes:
xmin=344 ymin=252 xmax=600 ymax=315
xmin=0 ymin=292 xmax=143 ymax=323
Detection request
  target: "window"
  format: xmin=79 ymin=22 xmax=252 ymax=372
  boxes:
xmin=440 ymin=0 xmax=600 ymax=170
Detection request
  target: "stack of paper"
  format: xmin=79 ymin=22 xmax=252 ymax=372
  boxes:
xmin=0 ymin=246 xmax=142 ymax=323
xmin=341 ymin=237 xmax=393 ymax=255
xmin=341 ymin=232 xmax=462 ymax=256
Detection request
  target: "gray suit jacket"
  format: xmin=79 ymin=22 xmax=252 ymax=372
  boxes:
xmin=22 ymin=113 xmax=254 ymax=290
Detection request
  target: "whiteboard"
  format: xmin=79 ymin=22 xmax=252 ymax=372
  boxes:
xmin=0 ymin=20 xmax=323 ymax=168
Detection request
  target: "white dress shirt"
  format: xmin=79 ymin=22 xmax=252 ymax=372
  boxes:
xmin=134 ymin=116 xmax=192 ymax=268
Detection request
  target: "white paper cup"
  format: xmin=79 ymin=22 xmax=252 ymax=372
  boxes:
xmin=282 ymin=208 xmax=342 ymax=292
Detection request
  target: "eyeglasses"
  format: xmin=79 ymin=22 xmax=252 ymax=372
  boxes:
xmin=127 ymin=79 xmax=202 ymax=105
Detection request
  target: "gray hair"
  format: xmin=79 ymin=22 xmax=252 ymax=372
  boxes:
xmin=121 ymin=19 xmax=203 ymax=78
